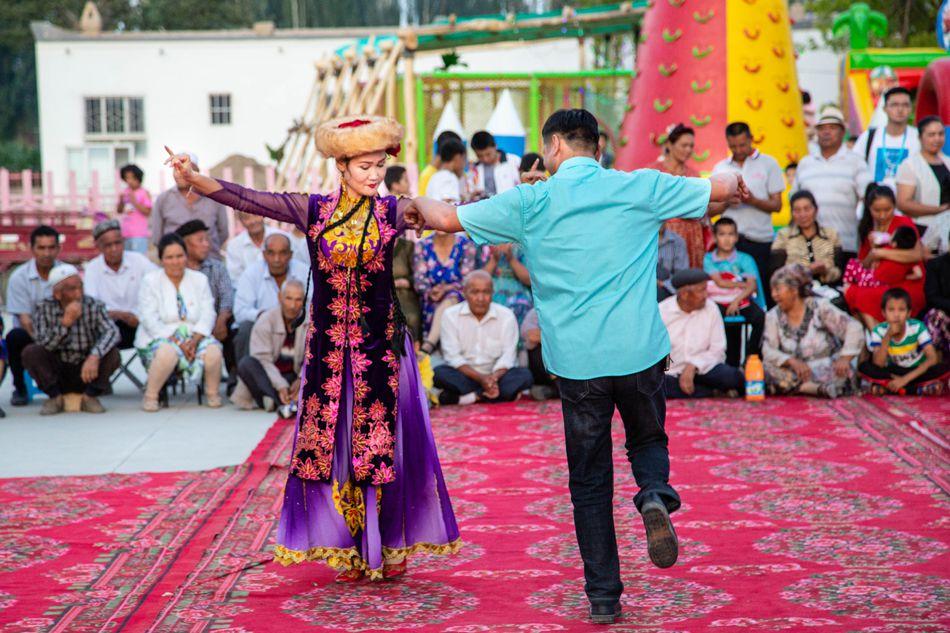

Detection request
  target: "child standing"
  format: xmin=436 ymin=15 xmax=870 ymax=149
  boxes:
xmin=116 ymin=164 xmax=152 ymax=254
xmin=703 ymin=217 xmax=765 ymax=366
xmin=859 ymin=287 xmax=949 ymax=395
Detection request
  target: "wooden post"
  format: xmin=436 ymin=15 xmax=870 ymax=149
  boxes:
xmin=0 ymin=168 xmax=9 ymax=212
xmin=67 ymin=171 xmax=78 ymax=210
xmin=244 ymin=166 xmax=254 ymax=188
xmin=402 ymin=47 xmax=419 ymax=183
xmin=90 ymin=170 xmax=101 ymax=213
xmin=22 ymin=169 xmax=33 ymax=210
xmin=266 ymin=166 xmax=276 ymax=191
xmin=43 ymin=171 xmax=54 ymax=210
xmin=222 ymin=167 xmax=233 ymax=183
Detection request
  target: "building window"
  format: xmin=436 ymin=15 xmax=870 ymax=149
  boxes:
xmin=210 ymin=94 xmax=231 ymax=125
xmin=85 ymin=96 xmax=144 ymax=136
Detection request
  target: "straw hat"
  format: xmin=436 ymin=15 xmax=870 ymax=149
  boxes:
xmin=314 ymin=115 xmax=403 ymax=160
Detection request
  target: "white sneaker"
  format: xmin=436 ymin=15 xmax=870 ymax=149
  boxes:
xmin=458 ymin=393 xmax=477 ymax=406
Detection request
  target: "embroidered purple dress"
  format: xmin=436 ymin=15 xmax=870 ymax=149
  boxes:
xmin=208 ymin=181 xmax=460 ymax=578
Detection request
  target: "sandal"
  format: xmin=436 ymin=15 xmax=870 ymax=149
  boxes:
xmin=383 ymin=559 xmax=407 ymax=579
xmin=334 ymin=569 xmax=364 ymax=583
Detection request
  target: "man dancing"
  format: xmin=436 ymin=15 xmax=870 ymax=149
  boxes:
xmin=406 ymin=109 xmax=746 ymax=624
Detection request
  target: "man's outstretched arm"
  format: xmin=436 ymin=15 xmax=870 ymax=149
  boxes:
xmin=405 ymin=197 xmax=463 ymax=233
xmin=707 ymin=172 xmax=748 ymax=212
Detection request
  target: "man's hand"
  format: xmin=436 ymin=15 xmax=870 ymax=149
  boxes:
xmin=403 ymin=198 xmax=425 ymax=231
xmin=520 ymin=159 xmax=547 ymax=185
xmin=725 ymin=299 xmax=742 ymax=316
xmin=736 ymin=175 xmax=750 ymax=202
xmin=289 ymin=377 xmax=300 ymax=398
xmin=679 ymin=364 xmax=697 ymax=396
xmin=480 ymin=374 xmax=500 ymax=400
xmin=212 ymin=315 xmax=229 ymax=342
xmin=62 ymin=301 xmax=83 ymax=328
xmin=278 ymin=387 xmax=291 ymax=405
xmin=787 ymin=357 xmax=812 ymax=383
xmin=108 ymin=310 xmax=138 ymax=327
xmin=833 ymin=356 xmax=852 ymax=378
xmin=81 ymin=355 xmax=100 ymax=384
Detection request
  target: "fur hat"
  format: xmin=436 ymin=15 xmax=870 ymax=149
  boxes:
xmin=314 ymin=115 xmax=403 ymax=160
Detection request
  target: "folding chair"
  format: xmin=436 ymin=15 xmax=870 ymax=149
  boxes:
xmin=111 ymin=347 xmax=145 ymax=392
xmin=158 ymin=369 xmax=204 ymax=408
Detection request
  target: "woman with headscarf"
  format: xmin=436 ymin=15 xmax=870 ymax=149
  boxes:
xmin=763 ymin=264 xmax=864 ymax=397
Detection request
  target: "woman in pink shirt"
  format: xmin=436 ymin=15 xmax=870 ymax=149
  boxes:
xmin=115 ymin=164 xmax=152 ymax=253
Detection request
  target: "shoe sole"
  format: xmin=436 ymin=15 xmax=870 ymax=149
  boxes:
xmin=642 ymin=504 xmax=678 ymax=569
xmin=590 ymin=607 xmax=621 ymax=624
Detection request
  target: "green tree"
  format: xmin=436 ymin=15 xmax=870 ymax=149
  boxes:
xmin=808 ymin=0 xmax=944 ymax=50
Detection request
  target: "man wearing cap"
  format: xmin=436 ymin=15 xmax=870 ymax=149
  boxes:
xmin=659 ymin=269 xmax=744 ymax=398
xmin=84 ymin=219 xmax=157 ymax=348
xmin=225 ymin=211 xmax=287 ymax=281
xmin=151 ymin=152 xmax=230 ymax=256
xmin=793 ymin=106 xmax=872 ymax=258
xmin=22 ymin=265 xmax=121 ymax=415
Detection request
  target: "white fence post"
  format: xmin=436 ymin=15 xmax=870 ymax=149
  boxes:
xmin=0 ymin=169 xmax=9 ymax=212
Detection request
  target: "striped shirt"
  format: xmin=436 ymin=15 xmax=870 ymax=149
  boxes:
xmin=793 ymin=146 xmax=872 ymax=254
xmin=867 ymin=319 xmax=931 ymax=369
xmin=771 ymin=223 xmax=843 ymax=284
xmin=33 ymin=296 xmax=120 ymax=364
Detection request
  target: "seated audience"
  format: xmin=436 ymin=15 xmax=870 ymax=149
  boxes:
xmin=859 ymin=287 xmax=948 ymax=395
xmin=4 ymin=225 xmax=62 ymax=406
xmin=136 ymin=234 xmax=223 ymax=411
xmin=176 ymin=220 xmax=235 ymax=384
xmin=770 ymin=190 xmax=844 ymax=287
xmin=386 ymin=165 xmax=423 ymax=342
xmin=843 ymin=225 xmax=923 ymax=288
xmin=657 ymin=224 xmax=690 ymax=301
xmin=845 ymin=185 xmax=926 ymax=329
xmin=115 ymin=163 xmax=152 ymax=254
xmin=660 ymin=268 xmax=743 ymax=398
xmin=924 ymin=241 xmax=950 ymax=353
xmin=434 ymin=271 xmax=532 ymax=404
xmin=895 ymin=116 xmax=950 ymax=255
xmin=482 ymin=243 xmax=533 ymax=325
xmin=703 ymin=217 xmax=765 ymax=366
xmin=521 ymin=307 xmax=557 ymax=400
xmin=414 ymin=230 xmax=477 ymax=355
xmin=23 ymin=264 xmax=121 ymax=415
xmin=84 ymin=219 xmax=157 ymax=349
xmin=426 ymin=139 xmax=467 ymax=204
xmin=233 ymin=280 xmax=306 ymax=416
xmin=764 ymin=264 xmax=863 ymax=398
xmin=233 ymin=233 xmax=309 ymax=361
xmin=226 ymin=211 xmax=286 ymax=280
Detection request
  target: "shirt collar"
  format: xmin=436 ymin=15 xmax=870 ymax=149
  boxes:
xmin=729 ymin=149 xmax=760 ymax=165
xmin=553 ymin=156 xmax=600 ymax=175
xmin=711 ymin=249 xmax=737 ymax=263
xmin=29 ymin=259 xmax=60 ymax=281
xmin=459 ymin=302 xmax=497 ymax=321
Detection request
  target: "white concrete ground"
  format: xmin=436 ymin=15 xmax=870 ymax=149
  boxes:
xmin=0 ymin=347 xmax=276 ymax=478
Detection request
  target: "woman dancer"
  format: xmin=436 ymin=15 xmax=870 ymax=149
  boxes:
xmin=165 ymin=115 xmax=460 ymax=581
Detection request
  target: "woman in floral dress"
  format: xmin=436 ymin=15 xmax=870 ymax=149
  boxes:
xmin=413 ymin=230 xmax=476 ymax=354
xmin=164 ymin=115 xmax=460 ymax=582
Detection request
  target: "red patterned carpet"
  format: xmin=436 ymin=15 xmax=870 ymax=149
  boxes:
xmin=0 ymin=396 xmax=948 ymax=632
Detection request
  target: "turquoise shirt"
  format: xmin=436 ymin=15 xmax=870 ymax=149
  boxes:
xmin=457 ymin=156 xmax=711 ymax=379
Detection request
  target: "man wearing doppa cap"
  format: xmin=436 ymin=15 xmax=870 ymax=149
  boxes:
xmin=21 ymin=264 xmax=121 ymax=415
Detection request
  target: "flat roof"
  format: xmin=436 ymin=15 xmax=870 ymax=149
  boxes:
xmin=31 ymin=21 xmax=394 ymax=43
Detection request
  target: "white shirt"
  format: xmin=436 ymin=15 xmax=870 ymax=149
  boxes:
xmin=852 ymin=126 xmax=920 ymax=189
xmin=793 ymin=145 xmax=872 ymax=253
xmin=659 ymin=296 xmax=727 ymax=376
xmin=469 ymin=153 xmax=522 ymax=197
xmin=896 ymin=152 xmax=950 ymax=250
xmin=426 ymin=169 xmax=463 ymax=204
xmin=134 ymin=268 xmax=216 ymax=348
xmin=84 ymin=251 xmax=157 ymax=315
xmin=233 ymin=258 xmax=310 ymax=324
xmin=712 ymin=150 xmax=786 ymax=242
xmin=441 ymin=301 xmax=519 ymax=374
xmin=225 ymin=225 xmax=286 ymax=281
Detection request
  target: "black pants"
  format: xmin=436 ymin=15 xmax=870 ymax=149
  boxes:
xmin=22 ymin=345 xmax=121 ymax=397
xmin=737 ymin=235 xmax=773 ymax=306
xmin=858 ymin=361 xmax=950 ymax=392
xmin=663 ymin=363 xmax=744 ymax=398
xmin=718 ymin=302 xmax=764 ymax=366
xmin=5 ymin=327 xmax=34 ymax=394
xmin=237 ymin=356 xmax=297 ymax=407
xmin=234 ymin=320 xmax=255 ymax=365
xmin=433 ymin=365 xmax=533 ymax=403
xmin=557 ymin=359 xmax=680 ymax=607
xmin=528 ymin=346 xmax=557 ymax=389
xmin=114 ymin=320 xmax=137 ymax=349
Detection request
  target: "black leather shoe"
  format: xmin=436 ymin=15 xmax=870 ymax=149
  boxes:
xmin=10 ymin=391 xmax=28 ymax=407
xmin=641 ymin=496 xmax=678 ymax=568
xmin=590 ymin=603 xmax=621 ymax=624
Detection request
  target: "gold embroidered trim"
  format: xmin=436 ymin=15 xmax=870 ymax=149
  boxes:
xmin=272 ymin=538 xmax=463 ymax=578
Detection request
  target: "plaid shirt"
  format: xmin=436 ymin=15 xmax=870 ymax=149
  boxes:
xmin=198 ymin=258 xmax=234 ymax=314
xmin=33 ymin=296 xmax=120 ymax=364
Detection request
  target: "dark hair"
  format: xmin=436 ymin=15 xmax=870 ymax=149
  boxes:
xmin=891 ymin=225 xmax=918 ymax=250
xmin=175 ymin=219 xmax=209 ymax=239
xmin=881 ymin=286 xmax=912 ymax=311
xmin=435 ymin=130 xmax=462 ymax=150
xmin=519 ymin=152 xmax=544 ymax=173
xmin=883 ymin=86 xmax=912 ymax=105
xmin=667 ymin=124 xmax=694 ymax=145
xmin=789 ymin=190 xmax=817 ymax=210
xmin=725 ymin=121 xmax=752 ymax=138
xmin=801 ymin=90 xmax=812 ymax=105
xmin=541 ymin=109 xmax=599 ymax=153
xmin=439 ymin=139 xmax=466 ymax=163
xmin=384 ymin=165 xmax=407 ymax=189
xmin=785 ymin=161 xmax=798 ymax=172
xmin=30 ymin=225 xmax=60 ymax=248
xmin=598 ymin=130 xmax=609 ymax=140
xmin=119 ymin=163 xmax=144 ymax=182
xmin=158 ymin=232 xmax=186 ymax=259
xmin=858 ymin=184 xmax=896 ymax=245
xmin=470 ymin=131 xmax=496 ymax=151
xmin=713 ymin=217 xmax=737 ymax=233
xmin=916 ymin=115 xmax=944 ymax=136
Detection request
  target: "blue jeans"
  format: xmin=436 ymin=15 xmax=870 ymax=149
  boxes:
xmin=558 ymin=359 xmax=680 ymax=607
xmin=663 ymin=363 xmax=744 ymax=398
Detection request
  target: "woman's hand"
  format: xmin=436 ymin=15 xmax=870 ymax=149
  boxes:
xmin=809 ymin=261 xmax=827 ymax=275
xmin=163 ymin=146 xmax=198 ymax=185
xmin=833 ymin=356 xmax=852 ymax=378
xmin=786 ymin=357 xmax=812 ymax=383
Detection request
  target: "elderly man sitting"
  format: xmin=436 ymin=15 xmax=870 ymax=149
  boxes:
xmin=232 ymin=280 xmax=306 ymax=416
xmin=434 ymin=270 xmax=533 ymax=405
xmin=659 ymin=268 xmax=744 ymax=398
xmin=22 ymin=265 xmax=121 ymax=415
xmin=233 ymin=232 xmax=309 ymax=362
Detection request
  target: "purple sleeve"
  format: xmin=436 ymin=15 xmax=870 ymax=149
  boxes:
xmin=387 ymin=195 xmax=408 ymax=236
xmin=207 ymin=179 xmax=310 ymax=232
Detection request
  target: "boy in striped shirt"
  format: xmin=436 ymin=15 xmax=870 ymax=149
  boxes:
xmin=859 ymin=287 xmax=949 ymax=395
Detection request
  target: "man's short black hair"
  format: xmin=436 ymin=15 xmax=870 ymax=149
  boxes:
xmin=470 ymin=131 xmax=496 ymax=151
xmin=435 ymin=130 xmax=462 ymax=150
xmin=713 ymin=216 xmax=738 ymax=233
xmin=883 ymin=86 xmax=912 ymax=104
xmin=881 ymin=286 xmax=912 ymax=311
xmin=384 ymin=165 xmax=407 ymax=189
xmin=119 ymin=163 xmax=144 ymax=182
xmin=439 ymin=139 xmax=466 ymax=163
xmin=30 ymin=225 xmax=60 ymax=248
xmin=725 ymin=122 xmax=752 ymax=138
xmin=175 ymin=219 xmax=209 ymax=239
xmin=541 ymin=109 xmax=599 ymax=153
